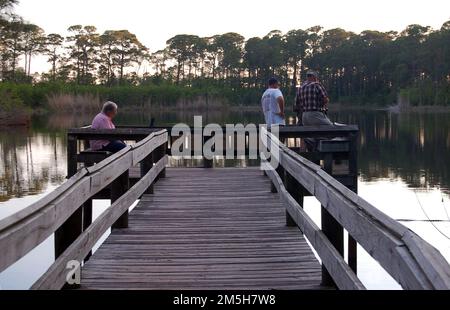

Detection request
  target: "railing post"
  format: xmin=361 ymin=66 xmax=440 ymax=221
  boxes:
xmin=82 ymin=199 xmax=93 ymax=262
xmin=55 ymin=134 xmax=83 ymax=259
xmin=348 ymin=132 xmax=359 ymax=274
xmin=321 ymin=153 xmax=344 ymax=288
xmin=66 ymin=134 xmax=78 ymax=179
xmin=156 ymin=143 xmax=167 ymax=178
xmin=271 ymin=136 xmax=286 ymax=193
xmin=273 ymin=163 xmax=285 ymax=194
xmin=204 ymin=158 xmax=214 ymax=168
xmin=111 ymin=170 xmax=130 ymax=229
xmin=284 ymin=171 xmax=304 ymax=227
xmin=141 ymin=152 xmax=154 ymax=195
xmin=279 ymin=137 xmax=300 ymax=228
xmin=270 ymin=179 xmax=278 ymax=193
xmin=82 ymin=139 xmax=93 ymax=262
xmin=203 ymin=135 xmax=214 ymax=168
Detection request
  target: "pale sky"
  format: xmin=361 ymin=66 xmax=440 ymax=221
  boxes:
xmin=15 ymin=0 xmax=450 ymax=73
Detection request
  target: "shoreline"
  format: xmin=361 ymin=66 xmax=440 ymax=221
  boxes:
xmin=1 ymin=104 xmax=450 ymax=129
xmin=0 ymin=111 xmax=31 ymax=128
xmin=330 ymin=103 xmax=450 ymax=113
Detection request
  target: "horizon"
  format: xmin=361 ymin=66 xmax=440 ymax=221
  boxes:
xmin=15 ymin=0 xmax=450 ymax=73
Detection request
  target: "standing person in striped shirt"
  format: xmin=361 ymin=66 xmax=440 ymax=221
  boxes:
xmin=295 ymin=70 xmax=332 ymax=126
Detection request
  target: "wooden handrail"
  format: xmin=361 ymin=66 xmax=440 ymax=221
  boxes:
xmin=262 ymin=128 xmax=450 ymax=290
xmin=0 ymin=130 xmax=168 ymax=274
xmin=31 ymin=155 xmax=168 ymax=290
xmin=72 ymin=125 xmax=359 ymax=136
xmin=67 ymin=127 xmax=159 ymax=140
xmin=263 ymin=161 xmax=366 ymax=290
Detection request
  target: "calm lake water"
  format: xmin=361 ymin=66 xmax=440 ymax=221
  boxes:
xmin=0 ymin=108 xmax=449 ymax=290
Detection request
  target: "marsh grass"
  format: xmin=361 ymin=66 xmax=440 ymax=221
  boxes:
xmin=46 ymin=93 xmax=103 ymax=112
xmin=0 ymin=82 xmax=265 ymax=113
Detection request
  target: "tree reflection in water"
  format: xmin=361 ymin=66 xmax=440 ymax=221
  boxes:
xmin=329 ymin=109 xmax=450 ymax=196
xmin=0 ymin=109 xmax=449 ymax=208
xmin=0 ymin=128 xmax=66 ymax=203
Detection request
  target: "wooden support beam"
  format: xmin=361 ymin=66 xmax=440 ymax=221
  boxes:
xmin=82 ymin=158 xmax=94 ymax=262
xmin=155 ymin=144 xmax=167 ymax=179
xmin=141 ymin=153 xmax=154 ymax=195
xmin=66 ymin=135 xmax=78 ymax=179
xmin=321 ymin=153 xmax=344 ymax=288
xmin=203 ymin=135 xmax=214 ymax=168
xmin=55 ymin=134 xmax=82 ymax=259
xmin=111 ymin=171 xmax=130 ymax=229
xmin=347 ymin=132 xmax=359 ymax=274
xmin=54 ymin=208 xmax=83 ymax=260
xmin=348 ymin=236 xmax=358 ymax=274
xmin=284 ymin=171 xmax=304 ymax=227
xmin=321 ymin=207 xmax=344 ymax=287
xmin=82 ymin=199 xmax=93 ymax=262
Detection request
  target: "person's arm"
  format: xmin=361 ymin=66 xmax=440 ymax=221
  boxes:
xmin=317 ymin=83 xmax=329 ymax=108
xmin=296 ymin=94 xmax=304 ymax=125
xmin=277 ymin=96 xmax=285 ymax=117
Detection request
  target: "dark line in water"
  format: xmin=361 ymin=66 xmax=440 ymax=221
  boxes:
xmin=397 ymin=219 xmax=450 ymax=223
xmin=413 ymin=190 xmax=450 ymax=240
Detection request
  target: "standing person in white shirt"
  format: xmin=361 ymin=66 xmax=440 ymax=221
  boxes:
xmin=261 ymin=78 xmax=286 ymax=127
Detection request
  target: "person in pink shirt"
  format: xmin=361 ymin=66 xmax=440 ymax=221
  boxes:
xmin=90 ymin=101 xmax=126 ymax=153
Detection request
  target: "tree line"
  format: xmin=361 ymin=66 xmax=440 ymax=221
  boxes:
xmin=1 ymin=0 xmax=449 ymax=105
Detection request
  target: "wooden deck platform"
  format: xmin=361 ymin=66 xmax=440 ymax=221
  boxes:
xmin=80 ymin=168 xmax=324 ymax=290
xmin=5 ymin=127 xmax=450 ymax=290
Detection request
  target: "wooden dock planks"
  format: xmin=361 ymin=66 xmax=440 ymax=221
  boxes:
xmin=80 ymin=168 xmax=324 ymax=290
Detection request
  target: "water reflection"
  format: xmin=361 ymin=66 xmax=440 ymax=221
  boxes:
xmin=0 ymin=107 xmax=449 ymax=290
xmin=0 ymin=129 xmax=66 ymax=205
xmin=328 ymin=110 xmax=450 ymax=195
xmin=0 ymin=108 xmax=449 ymax=207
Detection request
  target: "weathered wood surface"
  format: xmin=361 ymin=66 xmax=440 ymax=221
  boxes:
xmin=262 ymin=129 xmax=450 ymax=290
xmin=262 ymin=162 xmax=365 ymax=290
xmin=80 ymin=168 xmax=324 ymax=290
xmin=0 ymin=130 xmax=168 ymax=273
xmin=279 ymin=125 xmax=359 ymax=139
xmin=68 ymin=128 xmax=159 ymax=140
xmin=32 ymin=156 xmax=168 ymax=290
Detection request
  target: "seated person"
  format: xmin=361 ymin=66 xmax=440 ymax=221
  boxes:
xmin=90 ymin=101 xmax=126 ymax=153
xmin=296 ymin=70 xmax=333 ymax=151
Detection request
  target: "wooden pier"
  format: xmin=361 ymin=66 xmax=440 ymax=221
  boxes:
xmin=1 ymin=125 xmax=450 ymax=290
xmin=81 ymin=168 xmax=322 ymax=290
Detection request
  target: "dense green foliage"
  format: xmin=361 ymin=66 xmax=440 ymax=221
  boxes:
xmin=0 ymin=82 xmax=264 ymax=109
xmin=1 ymin=0 xmax=449 ymax=109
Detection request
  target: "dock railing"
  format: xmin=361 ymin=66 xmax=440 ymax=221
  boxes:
xmin=1 ymin=124 xmax=450 ymax=290
xmin=0 ymin=129 xmax=169 ymax=289
xmin=261 ymin=127 xmax=450 ymax=290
